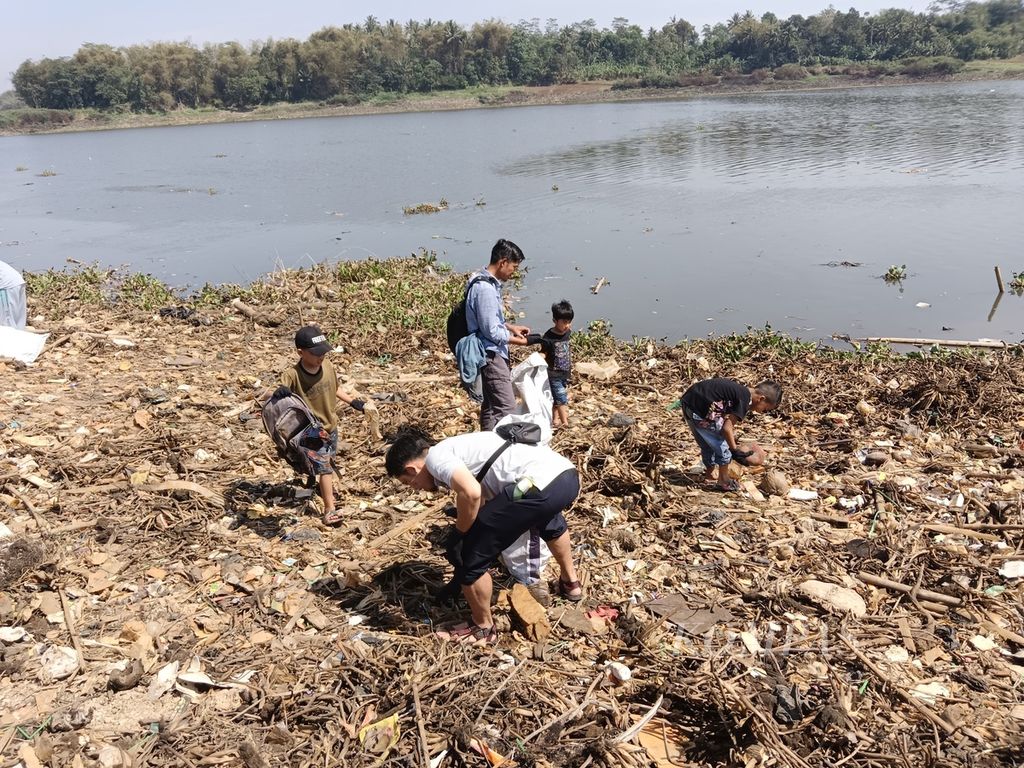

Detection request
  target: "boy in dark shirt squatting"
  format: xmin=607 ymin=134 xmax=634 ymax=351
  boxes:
xmin=681 ymin=377 xmax=782 ymax=492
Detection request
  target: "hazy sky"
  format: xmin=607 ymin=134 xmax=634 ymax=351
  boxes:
xmin=3 ymin=1 xmax=934 ymax=92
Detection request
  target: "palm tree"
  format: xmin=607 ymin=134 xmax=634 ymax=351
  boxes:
xmin=442 ymin=20 xmax=466 ymax=74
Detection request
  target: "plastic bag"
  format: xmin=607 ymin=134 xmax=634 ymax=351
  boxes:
xmin=499 ymin=528 xmax=551 ymax=586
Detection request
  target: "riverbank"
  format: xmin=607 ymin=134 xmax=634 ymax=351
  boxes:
xmin=2 ymin=257 xmax=1023 ymax=767
xmin=3 ymin=58 xmax=1023 ymax=137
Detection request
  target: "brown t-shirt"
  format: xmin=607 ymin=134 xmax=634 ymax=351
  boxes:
xmin=279 ymin=358 xmax=339 ymax=431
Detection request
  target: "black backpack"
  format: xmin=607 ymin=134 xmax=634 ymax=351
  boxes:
xmin=261 ymin=387 xmax=321 ymax=476
xmin=445 ymin=274 xmax=490 ymax=354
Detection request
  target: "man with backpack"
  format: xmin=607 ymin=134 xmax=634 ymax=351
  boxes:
xmin=385 ymin=424 xmax=583 ymax=645
xmin=460 ymin=239 xmax=530 ymax=430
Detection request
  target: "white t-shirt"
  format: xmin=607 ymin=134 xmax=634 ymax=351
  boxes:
xmin=425 ymin=431 xmax=574 ymax=500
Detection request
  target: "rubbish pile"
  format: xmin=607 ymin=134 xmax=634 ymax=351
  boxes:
xmin=1 ymin=257 xmax=1023 ymax=767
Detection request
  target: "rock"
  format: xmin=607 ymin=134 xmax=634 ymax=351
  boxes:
xmin=606 ymin=413 xmax=636 ymax=428
xmin=509 ymin=583 xmax=550 ymax=642
xmin=557 ymin=608 xmax=595 ymax=635
xmin=108 ymin=658 xmax=144 ymax=691
xmin=140 ymin=387 xmax=169 ymax=404
xmin=862 ymin=450 xmax=889 ymax=466
xmin=761 ymin=469 xmax=791 ymax=497
xmin=796 ymin=580 xmax=866 ymax=618
xmin=48 ymin=706 xmax=92 ymax=732
xmin=845 ymin=538 xmax=890 ymax=563
xmin=97 ymin=745 xmax=130 ymax=768
xmin=737 ymin=441 xmax=766 ymax=466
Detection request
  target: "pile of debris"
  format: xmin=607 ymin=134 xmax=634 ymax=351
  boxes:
xmin=1 ymin=257 xmax=1023 ymax=768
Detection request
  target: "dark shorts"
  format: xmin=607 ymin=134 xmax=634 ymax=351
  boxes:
xmin=298 ymin=425 xmax=338 ymax=476
xmin=457 ymin=468 xmax=580 ymax=586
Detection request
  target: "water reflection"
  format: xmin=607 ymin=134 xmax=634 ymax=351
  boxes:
xmin=503 ymin=87 xmax=1024 ymax=185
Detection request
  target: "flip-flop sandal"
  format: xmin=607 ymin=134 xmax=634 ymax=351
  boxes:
xmin=321 ymin=509 xmax=344 ymax=526
xmin=434 ymin=622 xmax=498 ymax=646
xmin=712 ymin=480 xmax=741 ymax=493
xmin=556 ymin=578 xmax=584 ymax=602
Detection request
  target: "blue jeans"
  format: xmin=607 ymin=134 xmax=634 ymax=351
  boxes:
xmin=685 ymin=410 xmax=732 ymax=467
xmin=549 ymin=377 xmax=569 ymax=406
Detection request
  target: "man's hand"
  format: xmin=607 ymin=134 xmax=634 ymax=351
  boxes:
xmin=507 ymin=323 xmax=530 ymax=337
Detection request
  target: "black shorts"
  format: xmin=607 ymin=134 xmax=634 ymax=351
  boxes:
xmin=457 ymin=468 xmax=580 ymax=586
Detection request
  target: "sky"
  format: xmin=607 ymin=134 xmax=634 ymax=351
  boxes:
xmin=2 ymin=1 xmax=935 ymax=92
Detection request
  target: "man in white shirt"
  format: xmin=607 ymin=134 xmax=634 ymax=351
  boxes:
xmin=0 ymin=260 xmax=27 ymax=329
xmin=385 ymin=427 xmax=583 ymax=645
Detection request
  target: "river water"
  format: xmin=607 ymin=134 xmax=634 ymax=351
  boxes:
xmin=1 ymin=80 xmax=1022 ymax=343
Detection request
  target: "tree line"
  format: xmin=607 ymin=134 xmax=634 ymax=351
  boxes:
xmin=11 ymin=1 xmax=1024 ymax=112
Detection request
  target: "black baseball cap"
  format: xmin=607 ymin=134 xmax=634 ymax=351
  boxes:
xmin=295 ymin=326 xmax=332 ymax=355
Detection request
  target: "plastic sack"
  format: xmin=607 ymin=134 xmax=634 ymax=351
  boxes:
xmin=496 ymin=352 xmax=553 ymax=445
xmin=499 ymin=527 xmax=552 ymax=586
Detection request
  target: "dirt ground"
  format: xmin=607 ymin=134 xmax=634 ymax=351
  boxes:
xmin=1 ymin=258 xmax=1023 ymax=767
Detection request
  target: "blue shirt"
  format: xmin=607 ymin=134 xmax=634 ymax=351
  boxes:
xmin=465 ymin=269 xmax=510 ymax=359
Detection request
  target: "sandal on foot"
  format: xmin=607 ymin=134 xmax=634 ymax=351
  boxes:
xmin=434 ymin=622 xmax=498 ymax=646
xmin=322 ymin=509 xmax=344 ymax=526
xmin=712 ymin=479 xmax=741 ymax=493
xmin=556 ymin=578 xmax=584 ymax=602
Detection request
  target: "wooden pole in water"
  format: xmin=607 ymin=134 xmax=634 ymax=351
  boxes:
xmin=994 ymin=266 xmax=1005 ymax=294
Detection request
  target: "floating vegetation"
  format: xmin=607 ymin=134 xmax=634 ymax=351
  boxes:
xmin=883 ymin=264 xmax=907 ymax=283
xmin=208 ymin=187 xmax=217 ymax=195
xmin=15 ymin=166 xmax=27 ymax=172
xmin=38 ymin=169 xmax=57 ymax=177
xmin=213 ymin=153 xmax=227 ymax=158
xmin=403 ymin=198 xmax=448 ymax=215
xmin=22 ymin=265 xmax=178 ymax=317
xmin=1010 ymin=270 xmax=1024 ymax=295
xmin=475 ymin=197 xmax=486 ymax=207
xmin=551 ymin=184 xmax=559 ymax=191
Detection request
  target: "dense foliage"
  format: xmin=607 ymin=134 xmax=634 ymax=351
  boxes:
xmin=11 ymin=1 xmax=1024 ymax=112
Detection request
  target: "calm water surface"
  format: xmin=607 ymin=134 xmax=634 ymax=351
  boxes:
xmin=1 ymin=80 xmax=1022 ymax=342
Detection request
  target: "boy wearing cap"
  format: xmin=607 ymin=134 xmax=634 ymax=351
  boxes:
xmin=279 ymin=325 xmax=372 ymax=525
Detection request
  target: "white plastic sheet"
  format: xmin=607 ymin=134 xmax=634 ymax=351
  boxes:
xmin=496 ymin=351 xmax=554 ymax=444
xmin=0 ymin=326 xmax=48 ymax=364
